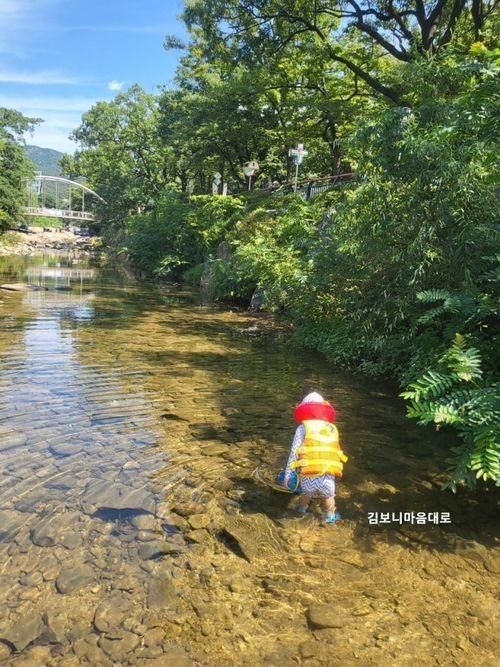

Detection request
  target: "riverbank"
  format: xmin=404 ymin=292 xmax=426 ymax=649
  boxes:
xmin=0 ymin=229 xmax=99 ymax=256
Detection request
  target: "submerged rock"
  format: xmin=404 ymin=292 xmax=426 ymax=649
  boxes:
xmin=187 ymin=514 xmax=211 ymax=530
xmin=30 ymin=512 xmax=81 ymax=547
xmin=0 ymin=433 xmax=27 ymax=452
xmin=0 ymin=283 xmax=47 ymax=291
xmin=219 ymin=513 xmax=281 ymax=563
xmin=0 ymin=612 xmax=44 ymax=651
xmin=56 ymin=564 xmax=94 ymax=594
xmin=0 ymin=642 xmax=11 ymax=661
xmin=0 ymin=510 xmax=22 ymax=539
xmin=94 ymin=594 xmax=130 ymax=634
xmin=146 ymin=576 xmax=178 ymax=610
xmin=48 ymin=442 xmax=82 ymax=457
xmin=138 ymin=540 xmax=186 ymax=561
xmin=98 ymin=632 xmax=139 ymax=658
xmin=82 ymin=479 xmax=155 ymax=515
xmin=306 ymin=605 xmax=348 ymax=629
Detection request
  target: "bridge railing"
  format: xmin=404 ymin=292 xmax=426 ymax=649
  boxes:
xmin=24 ymin=207 xmax=96 ymax=221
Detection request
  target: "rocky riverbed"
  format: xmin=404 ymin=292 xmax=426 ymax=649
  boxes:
xmin=0 ymin=253 xmax=498 ymax=666
xmin=0 ymin=229 xmax=97 ymax=256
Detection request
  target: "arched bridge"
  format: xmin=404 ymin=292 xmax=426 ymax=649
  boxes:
xmin=25 ymin=175 xmax=105 ymax=222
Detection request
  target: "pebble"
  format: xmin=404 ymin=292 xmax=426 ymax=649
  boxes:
xmin=82 ymin=478 xmax=155 ymax=514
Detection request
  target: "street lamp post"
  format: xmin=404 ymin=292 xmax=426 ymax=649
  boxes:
xmin=288 ymin=143 xmax=308 ymax=192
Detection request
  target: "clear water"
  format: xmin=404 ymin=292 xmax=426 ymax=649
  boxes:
xmin=0 ymin=253 xmax=497 ymax=666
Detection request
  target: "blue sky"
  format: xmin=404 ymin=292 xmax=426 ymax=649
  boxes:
xmin=0 ymin=0 xmax=187 ymax=153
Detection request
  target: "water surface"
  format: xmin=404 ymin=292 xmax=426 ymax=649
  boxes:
xmin=0 ymin=254 xmax=497 ymax=666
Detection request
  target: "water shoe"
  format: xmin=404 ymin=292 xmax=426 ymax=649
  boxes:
xmin=324 ymin=511 xmax=341 ymax=524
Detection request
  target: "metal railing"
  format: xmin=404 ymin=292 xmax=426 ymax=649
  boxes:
xmin=24 ymin=207 xmax=96 ymax=221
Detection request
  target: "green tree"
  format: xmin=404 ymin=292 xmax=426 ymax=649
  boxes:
xmin=0 ymin=108 xmax=40 ymax=230
xmin=70 ymin=86 xmax=168 ymax=225
xmin=182 ymin=1 xmax=498 ymax=104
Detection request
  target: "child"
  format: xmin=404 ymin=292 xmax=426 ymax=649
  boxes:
xmin=281 ymin=392 xmax=347 ymax=524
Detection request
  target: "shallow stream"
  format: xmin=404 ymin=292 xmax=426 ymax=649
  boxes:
xmin=0 ymin=254 xmax=497 ymax=666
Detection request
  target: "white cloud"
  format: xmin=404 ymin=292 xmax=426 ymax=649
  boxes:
xmin=107 ymin=80 xmax=124 ymax=92
xmin=0 ymin=0 xmax=61 ymax=55
xmin=0 ymin=68 xmax=80 ymax=84
xmin=0 ymin=95 xmax=100 ymax=112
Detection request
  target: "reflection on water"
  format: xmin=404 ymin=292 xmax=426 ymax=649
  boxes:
xmin=0 ymin=254 xmax=497 ymax=666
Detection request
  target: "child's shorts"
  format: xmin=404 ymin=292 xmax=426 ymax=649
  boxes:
xmin=300 ymin=474 xmax=336 ymax=498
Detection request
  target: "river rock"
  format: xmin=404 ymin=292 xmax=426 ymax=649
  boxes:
xmin=146 ymin=651 xmax=192 ymax=667
xmin=144 ymin=627 xmax=165 ymax=647
xmin=82 ymin=479 xmax=155 ymax=514
xmin=187 ymin=514 xmax=211 ymax=530
xmin=49 ymin=442 xmax=82 ymax=457
xmin=44 ymin=473 xmax=78 ymax=490
xmin=0 ymin=642 xmax=11 ymax=661
xmin=94 ymin=594 xmax=130 ymax=634
xmin=98 ymin=631 xmax=140 ymax=658
xmin=146 ymin=576 xmax=178 ymax=610
xmin=484 ymin=555 xmax=500 ymax=574
xmin=306 ymin=605 xmax=348 ymax=629
xmin=56 ymin=563 xmax=94 ymax=594
xmin=201 ymin=443 xmax=227 ymax=457
xmin=131 ymin=514 xmax=158 ymax=531
xmin=0 ymin=612 xmax=44 ymax=651
xmin=139 ymin=540 xmax=186 ymax=560
xmin=0 ymin=433 xmax=27 ymax=452
xmin=0 ymin=283 xmax=47 ymax=291
xmin=0 ymin=510 xmax=22 ymax=539
xmin=42 ymin=610 xmax=67 ymax=643
xmin=30 ymin=512 xmax=80 ymax=547
xmin=219 ymin=513 xmax=281 ymax=563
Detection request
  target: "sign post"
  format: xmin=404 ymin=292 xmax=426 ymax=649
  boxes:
xmin=242 ymin=160 xmax=260 ymax=191
xmin=288 ymin=143 xmax=308 ymax=192
xmin=212 ymin=172 xmax=222 ymax=195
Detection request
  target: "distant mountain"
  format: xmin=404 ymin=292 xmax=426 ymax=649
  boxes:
xmin=25 ymin=145 xmax=65 ymax=176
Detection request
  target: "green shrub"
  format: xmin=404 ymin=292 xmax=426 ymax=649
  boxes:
xmin=402 ymin=334 xmax=499 ymax=491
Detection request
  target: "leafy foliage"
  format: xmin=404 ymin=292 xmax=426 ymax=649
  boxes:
xmin=0 ymin=108 xmax=40 ymax=230
xmin=402 ymin=335 xmax=499 ymax=491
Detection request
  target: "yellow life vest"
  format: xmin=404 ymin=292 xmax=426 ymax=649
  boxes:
xmin=291 ymin=419 xmax=348 ymax=478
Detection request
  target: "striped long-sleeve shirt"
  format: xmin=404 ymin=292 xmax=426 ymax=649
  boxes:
xmin=284 ymin=424 xmax=336 ymax=498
